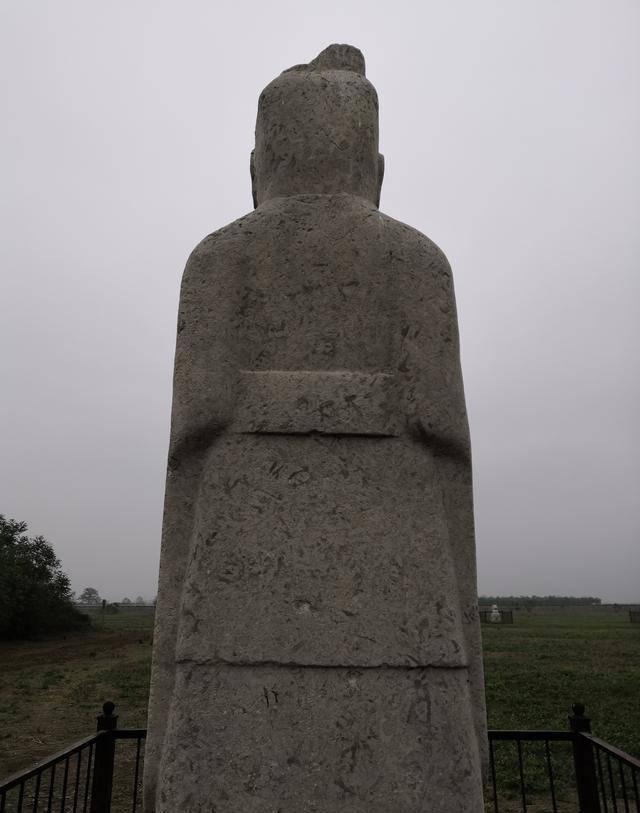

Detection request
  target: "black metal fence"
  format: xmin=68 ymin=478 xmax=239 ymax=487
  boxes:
xmin=487 ymin=705 xmax=640 ymax=812
xmin=1 ymin=702 xmax=638 ymax=812
xmin=0 ymin=704 xmax=144 ymax=813
xmin=586 ymin=733 xmax=640 ymax=813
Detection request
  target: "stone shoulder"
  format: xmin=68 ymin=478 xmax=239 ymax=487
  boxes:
xmin=375 ymin=209 xmax=453 ymax=280
xmin=181 ymin=209 xmax=257 ymax=284
xmin=180 ymin=201 xmax=454 ymax=289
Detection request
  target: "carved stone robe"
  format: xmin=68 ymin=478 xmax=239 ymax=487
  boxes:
xmin=145 ymin=192 xmax=487 ymax=812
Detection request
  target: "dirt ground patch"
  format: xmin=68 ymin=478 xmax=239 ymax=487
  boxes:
xmin=0 ymin=613 xmax=152 ymax=778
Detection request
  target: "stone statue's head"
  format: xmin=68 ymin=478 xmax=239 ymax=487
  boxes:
xmin=251 ymin=44 xmax=384 ymax=209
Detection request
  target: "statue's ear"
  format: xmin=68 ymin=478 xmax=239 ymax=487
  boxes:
xmin=250 ymin=150 xmax=258 ymax=209
xmin=376 ymin=153 xmax=385 ymax=208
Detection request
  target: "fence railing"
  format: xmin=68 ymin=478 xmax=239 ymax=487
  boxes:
xmin=0 ymin=732 xmax=100 ymax=813
xmin=1 ymin=702 xmax=638 ymax=812
xmin=487 ymin=704 xmax=640 ymax=812
xmin=0 ymin=703 xmax=145 ymax=813
xmin=587 ymin=733 xmax=640 ymax=812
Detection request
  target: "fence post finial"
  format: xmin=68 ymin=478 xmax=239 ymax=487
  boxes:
xmin=569 ymin=702 xmax=601 ymax=813
xmin=569 ymin=702 xmax=592 ymax=733
xmin=97 ymin=701 xmax=118 ymax=732
xmin=90 ymin=702 xmax=118 ymax=812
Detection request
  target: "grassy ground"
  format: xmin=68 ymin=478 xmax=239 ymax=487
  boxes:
xmin=482 ymin=608 xmax=639 ymax=810
xmin=0 ymin=606 xmax=638 ymax=809
xmin=483 ymin=609 xmax=639 ymax=749
xmin=0 ymin=608 xmax=152 ymax=778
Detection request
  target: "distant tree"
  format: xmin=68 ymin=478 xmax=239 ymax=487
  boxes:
xmin=135 ymin=595 xmax=145 ymax=605
xmin=479 ymin=595 xmax=602 ymax=608
xmin=78 ymin=587 xmax=101 ymax=605
xmin=0 ymin=515 xmax=89 ymax=640
xmin=121 ymin=597 xmax=132 ymax=605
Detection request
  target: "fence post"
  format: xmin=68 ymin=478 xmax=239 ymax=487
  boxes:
xmin=569 ymin=703 xmax=601 ymax=813
xmin=90 ymin=701 xmax=118 ymax=813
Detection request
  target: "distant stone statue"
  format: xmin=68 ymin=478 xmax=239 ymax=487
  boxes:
xmin=490 ymin=604 xmax=501 ymax=622
xmin=145 ymin=44 xmax=487 ymax=812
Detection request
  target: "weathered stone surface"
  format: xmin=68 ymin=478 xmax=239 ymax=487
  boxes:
xmin=234 ymin=370 xmax=401 ymax=436
xmin=157 ymin=665 xmax=482 ymax=813
xmin=145 ymin=43 xmax=487 ymax=812
xmin=177 ymin=434 xmax=466 ymax=668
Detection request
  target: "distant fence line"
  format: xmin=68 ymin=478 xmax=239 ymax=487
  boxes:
xmin=73 ymin=603 xmax=154 ymax=609
xmin=76 ymin=602 xmax=639 ymax=622
xmin=479 ymin=605 xmax=640 ymax=625
xmin=479 ymin=610 xmax=514 ymax=625
xmin=480 ymin=604 xmax=640 ymax=614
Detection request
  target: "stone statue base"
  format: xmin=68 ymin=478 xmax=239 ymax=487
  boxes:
xmin=156 ymin=664 xmax=484 ymax=812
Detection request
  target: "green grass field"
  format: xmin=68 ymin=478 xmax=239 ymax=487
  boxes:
xmin=1 ymin=605 xmax=638 ymax=809
xmin=482 ymin=608 xmax=639 ymax=810
xmin=483 ymin=609 xmax=639 ymax=747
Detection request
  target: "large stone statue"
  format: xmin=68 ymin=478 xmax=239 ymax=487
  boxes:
xmin=145 ymin=44 xmax=487 ymax=812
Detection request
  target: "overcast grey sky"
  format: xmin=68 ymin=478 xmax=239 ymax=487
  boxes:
xmin=1 ymin=1 xmax=638 ymax=603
